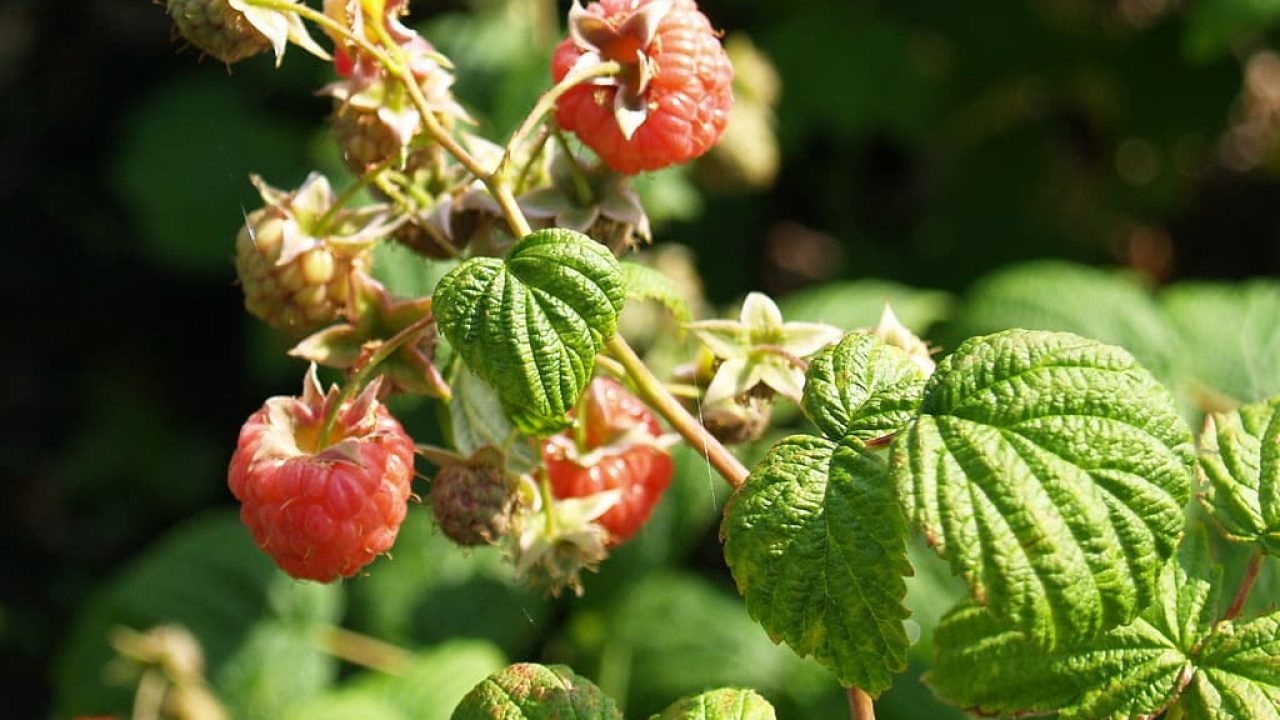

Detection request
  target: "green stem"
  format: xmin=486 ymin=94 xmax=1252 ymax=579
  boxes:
xmin=504 ymin=60 xmax=621 ymax=166
xmin=318 ymin=310 xmax=436 ymax=447
xmin=604 ymin=334 xmax=749 ymax=488
xmin=1223 ymin=550 xmax=1265 ymax=622
xmin=264 ymin=1 xmax=744 ymax=500
xmin=552 ymin=127 xmax=596 ymax=207
xmin=846 ymin=687 xmax=876 ymax=720
xmin=318 ymin=153 xmax=400 ymax=230
xmin=538 ymin=468 xmax=558 ymax=535
xmin=317 ymin=625 xmax=412 ymax=675
xmin=514 ymin=125 xmax=553 ymax=194
xmin=247 ymin=0 xmax=534 ymax=238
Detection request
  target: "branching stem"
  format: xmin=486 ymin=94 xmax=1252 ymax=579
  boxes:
xmin=251 ymin=0 xmax=750 ymax=495
xmin=605 ymin=334 xmax=749 ymax=488
xmin=505 ymin=60 xmax=621 ymax=164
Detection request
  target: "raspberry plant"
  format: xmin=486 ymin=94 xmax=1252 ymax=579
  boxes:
xmin=76 ymin=1 xmax=1280 ymax=718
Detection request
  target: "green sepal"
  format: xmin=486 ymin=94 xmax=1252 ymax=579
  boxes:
xmin=722 ymin=434 xmax=911 ymax=694
xmin=433 ymin=229 xmax=625 ymax=435
xmin=893 ymin=329 xmax=1195 ymax=648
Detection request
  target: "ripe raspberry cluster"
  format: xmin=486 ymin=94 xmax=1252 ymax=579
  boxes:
xmin=551 ymin=0 xmax=735 ymax=174
xmin=228 ymin=374 xmax=414 ymax=582
xmin=175 ymin=0 xmax=734 ymax=587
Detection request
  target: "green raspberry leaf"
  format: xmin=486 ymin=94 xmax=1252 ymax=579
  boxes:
xmin=433 ymin=229 xmax=625 ymax=435
xmin=944 ymin=261 xmax=1183 ymax=386
xmin=802 ymin=332 xmax=927 ymax=442
xmin=649 ymin=688 xmax=776 ymax=720
xmin=722 ymin=434 xmax=911 ymax=694
xmin=620 ymin=261 xmax=691 ymax=324
xmin=449 ymin=663 xmax=623 ymax=720
xmin=1163 ymin=280 xmax=1280 ymax=408
xmin=1181 ymin=612 xmax=1280 ymax=719
xmin=893 ymin=329 xmax=1195 ymax=648
xmin=1199 ymin=396 xmax=1280 ymax=555
xmin=928 ymin=530 xmax=1220 ymax=719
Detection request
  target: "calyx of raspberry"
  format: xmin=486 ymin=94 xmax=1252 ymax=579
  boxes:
xmin=566 ymin=0 xmax=674 ymax=139
xmin=867 ymin=303 xmax=936 ymax=376
xmin=518 ymin=146 xmax=651 ymax=253
xmin=166 ymin=0 xmax=328 ymax=66
xmin=512 ymin=489 xmax=620 ymax=596
xmin=290 ymin=274 xmax=450 ymax=399
xmin=320 ymin=41 xmax=470 ymax=156
xmin=687 ymin=292 xmax=843 ymax=405
xmin=253 ymin=365 xmax=387 ymax=465
xmin=324 ymin=0 xmax=453 ymax=82
xmin=250 ymin=173 xmax=397 ymax=266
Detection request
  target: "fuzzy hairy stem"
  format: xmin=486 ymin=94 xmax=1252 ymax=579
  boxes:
xmin=604 ymin=334 xmax=749 ymax=488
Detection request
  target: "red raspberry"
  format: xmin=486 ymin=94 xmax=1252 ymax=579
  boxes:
xmin=228 ymin=370 xmax=415 ymax=582
xmin=542 ymin=378 xmax=674 ymax=544
xmin=551 ymin=0 xmax=734 ymax=175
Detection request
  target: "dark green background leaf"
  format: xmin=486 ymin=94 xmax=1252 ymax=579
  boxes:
xmin=54 ymin=512 xmax=341 ymax=718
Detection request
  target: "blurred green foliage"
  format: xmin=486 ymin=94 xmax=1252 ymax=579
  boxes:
xmin=11 ymin=0 xmax=1280 ymax=717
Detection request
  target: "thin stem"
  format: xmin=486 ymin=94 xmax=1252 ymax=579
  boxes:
xmin=505 ymin=60 xmax=621 ymax=163
xmin=318 ymin=153 xmax=400 ymax=230
xmin=538 ymin=468 xmax=558 ymax=535
xmin=251 ymin=0 xmax=535 ymax=238
xmin=1223 ymin=550 xmax=1265 ymax=622
xmin=846 ymin=687 xmax=876 ymax=720
xmin=552 ymin=127 xmax=595 ymax=207
xmin=515 ymin=125 xmax=553 ymax=194
xmin=604 ymin=334 xmax=749 ymax=488
xmin=318 ymin=626 xmax=412 ymax=675
xmin=367 ymin=18 xmax=534 ymax=237
xmin=318 ymin=310 xmax=436 ymax=446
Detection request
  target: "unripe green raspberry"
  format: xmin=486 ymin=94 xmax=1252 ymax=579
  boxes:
xmin=235 ymin=209 xmax=369 ymax=333
xmin=166 ymin=0 xmax=270 ymax=64
xmin=429 ymin=463 xmax=517 ymax=547
xmin=331 ymin=103 xmax=441 ymax=176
